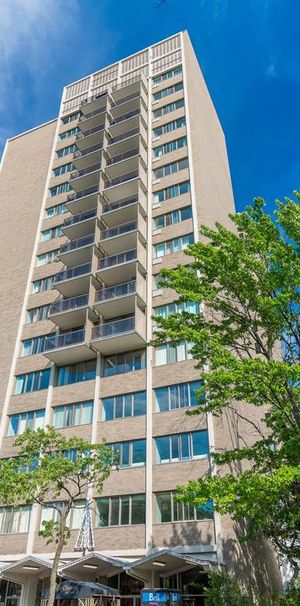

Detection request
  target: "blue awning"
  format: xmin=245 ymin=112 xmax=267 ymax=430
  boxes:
xmin=42 ymin=579 xmax=119 ymax=599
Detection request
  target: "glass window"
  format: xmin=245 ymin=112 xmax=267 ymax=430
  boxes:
xmin=7 ymin=409 xmax=45 ymax=436
xmin=156 ymin=492 xmax=172 ymax=523
xmin=61 ymin=112 xmax=80 ymax=125
xmin=154 ymin=136 xmax=187 ymax=158
xmin=153 ymin=116 xmax=186 ymax=137
xmin=154 ymin=158 xmax=189 ymax=181
xmin=103 ymin=349 xmax=146 ymax=377
xmin=52 ymin=162 xmax=74 ymax=177
xmin=31 ymin=276 xmax=54 ymax=294
xmin=155 ymin=431 xmax=208 ymax=463
xmin=53 ymin=401 xmax=93 ymax=428
xmin=56 ymin=360 xmax=96 ymax=386
xmin=154 ymin=234 xmax=194 ymax=258
xmin=156 ymin=492 xmax=213 ymax=523
xmin=153 ymin=181 xmax=190 ymax=204
xmin=102 ymin=391 xmax=146 ymax=421
xmin=45 ymin=203 xmax=67 ymax=217
xmin=131 ymin=494 xmax=146 ymax=525
xmin=153 ymin=98 xmax=184 ymax=118
xmin=153 ymin=81 xmax=183 ymax=101
xmin=58 ymin=127 xmax=80 ymax=140
xmin=49 ymin=183 xmax=71 ymax=198
xmin=96 ymin=494 xmax=146 ymax=527
xmin=0 ymin=506 xmax=31 ymax=534
xmin=152 ymin=66 xmax=182 ymax=85
xmin=41 ymin=226 xmax=63 ymax=241
xmin=55 ymin=145 xmax=76 ymax=159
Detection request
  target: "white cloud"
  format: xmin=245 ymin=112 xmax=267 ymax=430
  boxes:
xmin=0 ymin=0 xmax=79 ymax=117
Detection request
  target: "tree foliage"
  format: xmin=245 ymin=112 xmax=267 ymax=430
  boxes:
xmin=0 ymin=426 xmax=116 ymax=606
xmin=204 ymin=572 xmax=300 ymax=605
xmin=153 ymin=194 xmax=300 ymax=576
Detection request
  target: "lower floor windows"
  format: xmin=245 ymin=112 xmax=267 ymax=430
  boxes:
xmin=14 ymin=369 xmax=51 ymax=394
xmin=155 ymin=430 xmax=209 ymax=464
xmin=155 ymin=341 xmax=194 ymax=366
xmin=7 ymin=409 xmax=45 ymax=436
xmin=102 ymin=391 xmax=146 ymax=420
xmin=109 ymin=439 xmax=146 ymax=468
xmin=96 ymin=494 xmax=146 ymax=527
xmin=0 ymin=505 xmax=31 ymax=534
xmin=155 ymin=380 xmax=203 ymax=412
xmin=103 ymin=349 xmax=146 ymax=377
xmin=56 ymin=360 xmax=96 ymax=386
xmin=53 ymin=401 xmax=93 ymax=428
xmin=26 ymin=304 xmax=51 ymax=324
xmin=154 ymin=234 xmax=194 ymax=258
xmin=40 ymin=500 xmax=85 ymax=530
xmin=156 ymin=491 xmax=213 ymax=523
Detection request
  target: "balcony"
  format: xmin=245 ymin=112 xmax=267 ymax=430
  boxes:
xmin=106 ymin=146 xmax=139 ymax=167
xmin=66 ymin=184 xmax=99 ymax=214
xmin=99 ymin=185 xmax=147 ymax=226
xmin=80 ymin=91 xmax=107 ymax=117
xmin=54 ymin=262 xmax=91 ymax=298
xmin=44 ymin=329 xmax=94 ymax=364
xmin=100 ymin=212 xmax=146 ymax=256
xmin=69 ymin=161 xmax=101 ymax=191
xmin=62 ymin=208 xmax=97 ymax=239
xmin=57 ymin=234 xmax=95 ymax=267
xmin=110 ymin=75 xmax=147 ymax=106
xmin=79 ymin=106 xmax=106 ymax=131
xmin=75 ymin=123 xmax=105 ymax=150
xmin=73 ymin=143 xmax=103 ymax=170
xmin=102 ymin=162 xmax=147 ymax=204
xmin=93 ymin=272 xmax=146 ymax=319
xmin=96 ymin=238 xmax=146 ymax=285
xmin=108 ymin=108 xmax=144 ymax=139
xmin=49 ymin=294 xmax=90 ymax=329
xmin=90 ymin=307 xmax=146 ymax=355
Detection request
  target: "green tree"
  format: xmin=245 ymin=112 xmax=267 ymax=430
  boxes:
xmin=152 ymin=195 xmax=300 ymax=578
xmin=0 ymin=426 xmax=116 ymax=606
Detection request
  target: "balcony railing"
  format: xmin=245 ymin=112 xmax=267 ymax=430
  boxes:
xmin=50 ymin=294 xmax=89 ymax=315
xmin=98 ymin=249 xmax=136 ymax=270
xmin=60 ymin=234 xmax=94 ymax=254
xmin=70 ymin=162 xmax=101 ymax=180
xmin=73 ymin=142 xmax=103 ymax=159
xmin=45 ymin=329 xmax=85 ymax=351
xmin=79 ymin=106 xmax=106 ymax=121
xmin=92 ymin=316 xmax=134 ymax=339
xmin=95 ymin=280 xmax=136 ymax=302
xmin=54 ymin=262 xmax=91 ymax=283
xmin=110 ymin=108 xmax=140 ymax=125
xmin=80 ymin=91 xmax=107 ymax=107
xmin=106 ymin=147 xmax=139 ymax=166
xmin=101 ymin=220 xmax=137 ymax=241
xmin=76 ymin=123 xmax=104 ymax=139
xmin=103 ymin=170 xmax=138 ymax=188
xmin=67 ymin=184 xmax=99 ymax=202
xmin=102 ymin=196 xmax=138 ymax=214
xmin=109 ymin=127 xmax=140 ymax=145
xmin=63 ymin=208 xmax=97 ymax=228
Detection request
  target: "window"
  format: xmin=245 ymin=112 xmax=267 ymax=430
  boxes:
xmin=0 ymin=506 xmax=31 ymax=534
xmin=154 ymin=158 xmax=188 ymax=180
xmin=153 ymin=180 xmax=190 ymax=204
xmin=96 ymin=494 xmax=145 ymax=527
xmin=154 ymin=206 xmax=192 ymax=230
xmin=52 ymin=162 xmax=74 ymax=177
xmin=49 ymin=182 xmax=71 ymax=197
xmin=36 ymin=249 xmax=59 ymax=266
xmin=21 ymin=333 xmax=54 ymax=357
xmin=155 ymin=380 xmax=203 ymax=412
xmin=153 ymin=66 xmax=182 ymax=85
xmin=102 ymin=391 xmax=146 ymax=421
xmin=156 ymin=491 xmax=213 ymax=523
xmin=53 ymin=401 xmax=93 ymax=428
xmin=154 ymin=234 xmax=194 ymax=258
xmin=15 ymin=369 xmax=51 ymax=394
xmin=103 ymin=349 xmax=146 ymax=377
xmin=153 ymin=81 xmax=183 ymax=101
xmin=56 ymin=360 xmax=96 ymax=386
xmin=109 ymin=439 xmax=146 ymax=468
xmin=58 ymin=127 xmax=80 ymax=140
xmin=61 ymin=112 xmax=80 ymax=125
xmin=155 ymin=341 xmax=194 ymax=366
xmin=45 ymin=203 xmax=67 ymax=218
xmin=56 ymin=144 xmax=76 ymax=159
xmin=153 ymin=98 xmax=184 ymax=118
xmin=7 ymin=409 xmax=45 ymax=436
xmin=155 ymin=300 xmax=199 ymax=318
xmin=41 ymin=225 xmax=63 ymax=241
xmin=40 ymin=500 xmax=85 ymax=530
xmin=31 ymin=276 xmax=54 ymax=294
xmin=156 ymin=430 xmax=208 ymax=463
xmin=154 ymin=136 xmax=187 ymax=158
xmin=153 ymin=117 xmax=186 ymax=138
xmin=26 ymin=304 xmax=50 ymax=323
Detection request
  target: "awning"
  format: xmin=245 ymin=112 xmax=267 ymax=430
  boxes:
xmin=42 ymin=579 xmax=120 ymax=599
xmin=125 ymin=549 xmax=221 ymax=583
xmin=0 ymin=556 xmax=53 ymax=582
xmin=60 ymin=552 xmax=126 ymax=581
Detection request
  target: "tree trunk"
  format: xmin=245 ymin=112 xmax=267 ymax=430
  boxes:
xmin=47 ymin=513 xmax=67 ymax=606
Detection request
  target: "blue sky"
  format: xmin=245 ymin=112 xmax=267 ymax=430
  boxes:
xmin=0 ymin=0 xmax=299 ymax=213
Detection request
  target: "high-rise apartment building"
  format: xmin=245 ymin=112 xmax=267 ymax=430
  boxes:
xmin=0 ymin=31 xmax=281 ymax=606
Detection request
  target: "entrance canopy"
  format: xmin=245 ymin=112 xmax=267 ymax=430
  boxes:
xmin=42 ymin=579 xmax=120 ymax=599
xmin=61 ymin=553 xmax=126 ymax=582
xmin=126 ymin=550 xmax=220 ymax=583
xmin=0 ymin=556 xmax=53 ymax=583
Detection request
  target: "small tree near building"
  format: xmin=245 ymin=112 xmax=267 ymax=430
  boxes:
xmin=0 ymin=426 xmax=116 ymax=606
xmin=152 ymin=195 xmax=300 ymax=580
